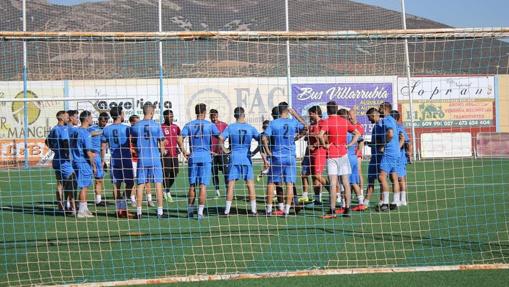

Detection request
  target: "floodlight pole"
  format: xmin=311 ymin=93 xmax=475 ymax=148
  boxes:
xmin=400 ymin=0 xmax=418 ymax=161
xmin=158 ymin=0 xmax=164 ymax=123
xmin=22 ymin=0 xmax=29 ymax=169
xmin=285 ymin=0 xmax=292 ymax=107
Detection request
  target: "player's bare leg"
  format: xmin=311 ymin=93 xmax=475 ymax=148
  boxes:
xmin=377 ymin=171 xmax=392 ymax=211
xmin=300 ymin=174 xmax=310 ymax=204
xmin=136 ymin=183 xmax=145 ymax=218
xmin=224 ymin=180 xmax=236 ymax=215
xmin=77 ymin=187 xmax=93 ymax=218
xmin=155 ymin=182 xmax=164 ymax=217
xmin=145 ymin=183 xmax=154 ymax=207
xmin=389 ymin=172 xmax=400 ymax=207
xmin=284 ymin=183 xmax=294 ymax=215
xmin=399 ymin=176 xmax=407 ymax=206
xmin=358 ymin=158 xmax=364 ymax=192
xmin=197 ymin=184 xmax=207 ymax=219
xmin=266 ymin=183 xmax=275 ymax=215
xmin=340 ymin=175 xmax=352 ymax=217
xmin=326 ymin=174 xmax=339 ymax=216
xmin=56 ymin=182 xmax=64 ymax=210
xmin=246 ymin=180 xmax=257 ymax=215
xmin=94 ymin=178 xmax=104 ymax=206
xmin=187 ymin=185 xmax=196 ymax=217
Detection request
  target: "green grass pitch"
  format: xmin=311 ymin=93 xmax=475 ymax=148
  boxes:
xmin=1 ymin=158 xmax=509 ymax=285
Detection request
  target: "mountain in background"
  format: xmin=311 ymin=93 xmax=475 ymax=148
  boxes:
xmin=0 ymin=0 xmax=506 ymax=80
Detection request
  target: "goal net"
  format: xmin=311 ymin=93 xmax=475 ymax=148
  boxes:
xmin=0 ymin=29 xmax=509 ymax=286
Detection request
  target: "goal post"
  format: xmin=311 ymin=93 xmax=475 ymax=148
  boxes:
xmin=1 ymin=28 xmax=509 ymax=286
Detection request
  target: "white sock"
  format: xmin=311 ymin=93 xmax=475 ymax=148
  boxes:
xmin=364 ymin=199 xmax=370 ymax=207
xmin=95 ymin=194 xmax=102 ymax=204
xmin=198 ymin=205 xmax=205 ymax=216
xmin=136 ymin=207 xmax=142 ymax=215
xmin=266 ymin=204 xmax=273 ymax=214
xmin=78 ymin=202 xmax=85 ymax=212
xmin=225 ymin=201 xmax=232 ymax=214
xmin=66 ymin=200 xmax=71 ymax=209
xmin=284 ymin=204 xmax=291 ymax=215
xmin=357 ymin=195 xmax=364 ymax=205
xmin=383 ymin=191 xmax=390 ymax=204
xmin=401 ymin=191 xmax=407 ymax=203
xmin=250 ymin=200 xmax=257 ymax=214
xmin=215 ymin=190 xmax=220 ymax=196
xmin=278 ymin=203 xmax=284 ymax=211
xmin=130 ymin=195 xmax=136 ymax=203
xmin=187 ymin=205 xmax=195 ymax=214
xmin=392 ymin=192 xmax=401 ymax=205
xmin=302 ymin=192 xmax=308 ymax=199
xmin=147 ymin=194 xmax=152 ymax=202
xmin=336 ymin=196 xmax=342 ymax=204
xmin=157 ymin=207 xmax=163 ymax=216
xmin=341 ymin=201 xmax=346 ymax=208
xmin=378 ymin=200 xmax=384 ymax=206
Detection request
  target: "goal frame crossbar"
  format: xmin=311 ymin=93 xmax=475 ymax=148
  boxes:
xmin=1 ymin=27 xmax=508 ymax=41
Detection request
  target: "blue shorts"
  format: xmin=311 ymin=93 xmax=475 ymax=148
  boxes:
xmin=268 ymin=156 xmax=297 ymax=184
xmin=53 ymin=160 xmax=74 ymax=181
xmin=94 ymin=154 xmax=104 ymax=179
xmin=73 ymin=162 xmax=93 ymax=189
xmin=380 ymin=155 xmax=399 ymax=174
xmin=188 ymin=161 xmax=212 ymax=186
xmin=348 ymin=154 xmax=360 ymax=185
xmin=111 ymin=158 xmax=134 ymax=185
xmin=368 ymin=155 xmax=382 ymax=183
xmin=301 ymin=156 xmax=311 ymax=175
xmin=228 ymin=164 xmax=254 ymax=181
xmin=137 ymin=164 xmax=163 ymax=185
xmin=396 ymin=157 xmax=407 ymax=177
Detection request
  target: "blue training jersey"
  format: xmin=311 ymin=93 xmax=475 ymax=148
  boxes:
xmin=88 ymin=125 xmax=104 ymax=154
xmin=221 ymin=122 xmax=260 ymax=165
xmin=102 ymin=123 xmax=132 ymax=162
xmin=70 ymin=127 xmax=93 ymax=164
xmin=47 ymin=124 xmax=71 ymax=167
xmin=265 ymin=118 xmax=304 ymax=159
xmin=382 ymin=115 xmax=400 ymax=158
xmin=370 ymin=120 xmax=385 ymax=156
xmin=398 ymin=123 xmax=410 ymax=164
xmin=131 ymin=119 xmax=164 ymax=167
xmin=181 ymin=119 xmax=220 ymax=163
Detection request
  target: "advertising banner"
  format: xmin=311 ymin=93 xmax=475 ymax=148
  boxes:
xmin=0 ymin=81 xmax=64 ymax=140
xmin=291 ymin=77 xmax=396 ymax=135
xmin=0 ymin=139 xmax=52 ymax=168
xmin=401 ymin=100 xmax=494 ymax=128
xmin=421 ymin=132 xmax=472 ymax=158
xmin=476 ymin=132 xmax=509 ymax=158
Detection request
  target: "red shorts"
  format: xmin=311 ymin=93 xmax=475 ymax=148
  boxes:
xmin=310 ymin=149 xmax=327 ymax=175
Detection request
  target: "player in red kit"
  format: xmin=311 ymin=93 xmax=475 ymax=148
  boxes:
xmin=161 ymin=109 xmax=181 ymax=203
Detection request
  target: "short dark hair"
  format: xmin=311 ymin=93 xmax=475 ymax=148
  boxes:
xmin=337 ymin=108 xmax=349 ymax=118
xmin=110 ymin=106 xmax=122 ymax=121
xmin=366 ymin=107 xmax=380 ymax=115
xmin=233 ymin=107 xmax=245 ymax=119
xmin=278 ymin=102 xmax=289 ymax=114
xmin=390 ymin=110 xmax=400 ymax=121
xmin=209 ymin=109 xmax=218 ymax=115
xmin=79 ymin=110 xmax=91 ymax=123
xmin=380 ymin=102 xmax=392 ymax=111
xmin=142 ymin=102 xmax=154 ymax=115
xmin=326 ymin=101 xmax=337 ymax=115
xmin=163 ymin=109 xmax=173 ymax=116
xmin=129 ymin=114 xmax=139 ymax=123
xmin=308 ymin=105 xmax=322 ymax=118
xmin=56 ymin=110 xmax=66 ymax=119
xmin=67 ymin=110 xmax=79 ymax=118
xmin=99 ymin=112 xmax=110 ymax=122
xmin=271 ymin=106 xmax=279 ymax=119
xmin=195 ymin=103 xmax=207 ymax=115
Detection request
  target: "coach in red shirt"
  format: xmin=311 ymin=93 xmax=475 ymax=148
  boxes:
xmin=161 ymin=109 xmax=181 ymax=202
xmin=210 ymin=109 xmax=229 ymax=198
xmin=319 ymin=101 xmax=360 ymax=218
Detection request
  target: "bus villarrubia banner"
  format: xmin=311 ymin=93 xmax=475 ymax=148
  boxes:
xmin=291 ymin=76 xmax=397 ymax=136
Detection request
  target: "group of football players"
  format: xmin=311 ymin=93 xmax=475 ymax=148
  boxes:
xmin=46 ymin=100 xmax=411 ymax=219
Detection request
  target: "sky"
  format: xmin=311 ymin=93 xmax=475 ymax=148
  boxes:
xmin=48 ymin=0 xmax=508 ymax=28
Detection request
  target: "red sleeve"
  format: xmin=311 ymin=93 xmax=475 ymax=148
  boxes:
xmin=356 ymin=123 xmax=364 ymax=135
xmin=347 ymin=121 xmax=356 ymax=133
xmin=319 ymin=119 xmax=328 ymax=133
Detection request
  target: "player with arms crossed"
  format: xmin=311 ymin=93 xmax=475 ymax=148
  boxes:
xmin=319 ymin=101 xmax=360 ymax=218
xmin=161 ymin=109 xmax=181 ymax=203
xmin=391 ymin=110 xmax=412 ymax=206
xmin=131 ymin=103 xmax=166 ymax=219
xmin=46 ymin=111 xmax=76 ymax=213
xmin=69 ymin=110 xmax=97 ymax=218
xmin=178 ymin=103 xmax=220 ymax=220
xmin=219 ymin=107 xmax=260 ymax=216
xmin=376 ymin=102 xmax=401 ymax=211
xmin=102 ymin=106 xmax=134 ymax=218
xmin=88 ymin=112 xmax=109 ymax=206
xmin=263 ymin=102 xmax=306 ymax=216
xmin=210 ymin=109 xmax=229 ymax=198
